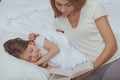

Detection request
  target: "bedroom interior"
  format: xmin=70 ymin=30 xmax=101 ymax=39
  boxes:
xmin=0 ymin=0 xmax=120 ymax=80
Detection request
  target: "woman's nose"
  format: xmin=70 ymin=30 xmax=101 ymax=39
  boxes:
xmin=61 ymin=6 xmax=66 ymax=13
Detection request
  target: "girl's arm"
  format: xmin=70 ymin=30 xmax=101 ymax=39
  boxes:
xmin=35 ymin=39 xmax=60 ymax=65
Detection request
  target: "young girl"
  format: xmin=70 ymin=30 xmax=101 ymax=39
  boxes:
xmin=3 ymin=32 xmax=89 ymax=70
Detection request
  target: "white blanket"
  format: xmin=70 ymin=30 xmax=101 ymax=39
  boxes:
xmin=39 ymin=31 xmax=87 ymax=69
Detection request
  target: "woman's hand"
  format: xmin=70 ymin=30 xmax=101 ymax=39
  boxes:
xmin=73 ymin=69 xmax=95 ymax=80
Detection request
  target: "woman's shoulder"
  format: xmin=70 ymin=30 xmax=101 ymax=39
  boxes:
xmin=83 ymin=0 xmax=103 ymax=13
xmin=85 ymin=0 xmax=101 ymax=7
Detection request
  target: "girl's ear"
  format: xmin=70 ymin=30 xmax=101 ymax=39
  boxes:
xmin=29 ymin=42 xmax=35 ymax=45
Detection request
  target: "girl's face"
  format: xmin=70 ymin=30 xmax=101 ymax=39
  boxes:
xmin=19 ymin=44 xmax=41 ymax=63
xmin=55 ymin=0 xmax=75 ymax=16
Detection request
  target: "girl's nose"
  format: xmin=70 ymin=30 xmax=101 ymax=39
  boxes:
xmin=30 ymin=51 xmax=40 ymax=62
xmin=31 ymin=49 xmax=40 ymax=57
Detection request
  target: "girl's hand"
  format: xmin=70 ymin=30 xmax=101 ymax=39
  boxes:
xmin=41 ymin=63 xmax=48 ymax=68
xmin=29 ymin=33 xmax=40 ymax=42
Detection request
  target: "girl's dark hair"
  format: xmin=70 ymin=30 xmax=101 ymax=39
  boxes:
xmin=3 ymin=38 xmax=29 ymax=58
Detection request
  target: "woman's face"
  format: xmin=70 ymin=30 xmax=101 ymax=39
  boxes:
xmin=55 ymin=0 xmax=75 ymax=16
xmin=19 ymin=44 xmax=41 ymax=63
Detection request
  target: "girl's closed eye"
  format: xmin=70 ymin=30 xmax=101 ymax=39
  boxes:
xmin=30 ymin=48 xmax=33 ymax=53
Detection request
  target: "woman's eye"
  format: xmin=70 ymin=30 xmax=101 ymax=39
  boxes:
xmin=56 ymin=3 xmax=62 ymax=6
xmin=66 ymin=3 xmax=72 ymax=7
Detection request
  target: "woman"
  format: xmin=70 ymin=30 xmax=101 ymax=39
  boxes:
xmin=50 ymin=0 xmax=120 ymax=80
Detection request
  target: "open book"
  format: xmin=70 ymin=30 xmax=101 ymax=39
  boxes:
xmin=49 ymin=60 xmax=93 ymax=80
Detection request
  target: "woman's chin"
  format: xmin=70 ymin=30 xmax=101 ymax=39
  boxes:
xmin=62 ymin=13 xmax=69 ymax=17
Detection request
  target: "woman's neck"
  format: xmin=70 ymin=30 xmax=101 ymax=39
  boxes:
xmin=67 ymin=10 xmax=80 ymax=28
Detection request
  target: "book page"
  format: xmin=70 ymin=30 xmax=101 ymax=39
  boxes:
xmin=50 ymin=68 xmax=72 ymax=77
xmin=71 ymin=61 xmax=93 ymax=78
xmin=49 ymin=74 xmax=71 ymax=80
xmin=50 ymin=60 xmax=93 ymax=79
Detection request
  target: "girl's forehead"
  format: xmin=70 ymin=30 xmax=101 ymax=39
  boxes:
xmin=23 ymin=44 xmax=33 ymax=53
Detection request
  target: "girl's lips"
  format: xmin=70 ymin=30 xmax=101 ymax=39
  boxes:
xmin=30 ymin=55 xmax=41 ymax=63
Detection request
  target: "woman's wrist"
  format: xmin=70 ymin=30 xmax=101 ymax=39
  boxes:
xmin=93 ymin=62 xmax=100 ymax=71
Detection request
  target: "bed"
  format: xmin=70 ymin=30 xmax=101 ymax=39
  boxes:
xmin=0 ymin=0 xmax=120 ymax=80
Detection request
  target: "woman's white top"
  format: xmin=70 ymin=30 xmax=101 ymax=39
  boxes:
xmin=53 ymin=0 xmax=120 ymax=64
xmin=35 ymin=32 xmax=87 ymax=69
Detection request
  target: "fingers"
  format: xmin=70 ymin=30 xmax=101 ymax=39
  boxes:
xmin=29 ymin=33 xmax=40 ymax=42
xmin=41 ymin=63 xmax=48 ymax=68
xmin=34 ymin=61 xmax=42 ymax=66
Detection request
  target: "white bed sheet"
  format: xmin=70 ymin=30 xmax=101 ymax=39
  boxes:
xmin=0 ymin=0 xmax=55 ymax=35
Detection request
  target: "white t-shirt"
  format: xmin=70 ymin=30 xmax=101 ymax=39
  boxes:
xmin=35 ymin=32 xmax=87 ymax=69
xmin=53 ymin=0 xmax=120 ymax=63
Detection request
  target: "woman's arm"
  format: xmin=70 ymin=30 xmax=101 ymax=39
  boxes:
xmin=74 ymin=16 xmax=118 ymax=80
xmin=35 ymin=39 xmax=60 ymax=65
xmin=94 ymin=16 xmax=118 ymax=70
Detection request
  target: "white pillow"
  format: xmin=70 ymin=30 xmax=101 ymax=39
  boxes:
xmin=0 ymin=50 xmax=49 ymax=80
xmin=0 ymin=29 xmax=28 ymax=50
xmin=0 ymin=30 xmax=50 ymax=80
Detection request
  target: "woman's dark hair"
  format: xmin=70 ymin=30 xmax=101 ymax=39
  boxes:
xmin=50 ymin=0 xmax=86 ymax=17
xmin=3 ymin=38 xmax=29 ymax=58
